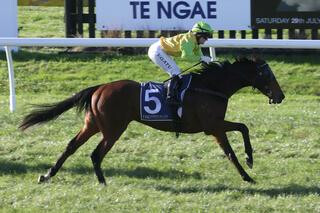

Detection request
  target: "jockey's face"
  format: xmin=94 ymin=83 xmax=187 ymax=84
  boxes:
xmin=196 ymin=33 xmax=209 ymax=45
xmin=198 ymin=36 xmax=208 ymax=44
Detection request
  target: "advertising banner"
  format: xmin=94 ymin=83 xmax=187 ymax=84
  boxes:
xmin=96 ymin=0 xmax=251 ymax=31
xmin=0 ymin=0 xmax=18 ymax=38
xmin=251 ymin=0 xmax=320 ymax=28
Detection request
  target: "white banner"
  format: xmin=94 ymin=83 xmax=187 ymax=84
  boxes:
xmin=0 ymin=0 xmax=18 ymax=37
xmin=96 ymin=0 xmax=251 ymax=31
xmin=0 ymin=0 xmax=18 ymax=51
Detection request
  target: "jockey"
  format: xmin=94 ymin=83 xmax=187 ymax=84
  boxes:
xmin=148 ymin=21 xmax=213 ymax=105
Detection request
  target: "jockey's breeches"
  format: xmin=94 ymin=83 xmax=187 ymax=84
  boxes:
xmin=148 ymin=41 xmax=181 ymax=76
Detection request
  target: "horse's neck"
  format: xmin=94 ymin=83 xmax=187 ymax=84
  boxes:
xmin=201 ymin=66 xmax=248 ymax=98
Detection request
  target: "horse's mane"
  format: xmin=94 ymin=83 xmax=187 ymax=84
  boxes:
xmin=188 ymin=57 xmax=256 ymax=90
xmin=196 ymin=56 xmax=254 ymax=74
xmin=194 ymin=60 xmax=229 ymax=74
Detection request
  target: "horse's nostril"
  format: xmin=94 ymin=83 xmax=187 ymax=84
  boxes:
xmin=274 ymin=93 xmax=285 ymax=103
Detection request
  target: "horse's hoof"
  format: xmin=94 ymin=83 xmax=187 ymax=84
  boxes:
xmin=246 ymin=157 xmax=253 ymax=169
xmin=99 ymin=180 xmax=107 ymax=186
xmin=244 ymin=176 xmax=256 ymax=184
xmin=38 ymin=175 xmax=48 ymax=183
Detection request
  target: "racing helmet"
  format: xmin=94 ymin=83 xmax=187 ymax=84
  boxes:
xmin=191 ymin=21 xmax=213 ymax=34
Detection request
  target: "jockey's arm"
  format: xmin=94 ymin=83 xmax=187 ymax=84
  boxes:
xmin=180 ymin=41 xmax=202 ymax=62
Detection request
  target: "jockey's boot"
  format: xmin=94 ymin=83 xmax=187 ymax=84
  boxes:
xmin=167 ymin=75 xmax=180 ymax=106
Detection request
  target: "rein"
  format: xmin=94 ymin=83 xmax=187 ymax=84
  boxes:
xmin=163 ymin=61 xmax=202 ymax=83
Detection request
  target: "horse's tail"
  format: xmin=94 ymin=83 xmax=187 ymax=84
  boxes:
xmin=19 ymin=85 xmax=102 ymax=131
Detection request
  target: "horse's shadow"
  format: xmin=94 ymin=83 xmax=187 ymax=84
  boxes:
xmin=0 ymin=159 xmax=201 ymax=180
xmin=154 ymin=184 xmax=320 ymax=198
xmin=1 ymin=159 xmax=319 ymax=197
xmin=0 ymin=159 xmax=50 ymax=174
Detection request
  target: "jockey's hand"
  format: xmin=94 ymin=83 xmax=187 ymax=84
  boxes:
xmin=200 ymin=56 xmax=211 ymax=64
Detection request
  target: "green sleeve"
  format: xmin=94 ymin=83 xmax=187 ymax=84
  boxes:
xmin=180 ymin=41 xmax=202 ymax=62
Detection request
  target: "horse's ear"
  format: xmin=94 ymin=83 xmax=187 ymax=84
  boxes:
xmin=235 ymin=56 xmax=248 ymax=62
xmin=251 ymin=49 xmax=262 ymax=62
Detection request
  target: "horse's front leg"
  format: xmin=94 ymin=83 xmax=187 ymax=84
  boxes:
xmin=213 ymin=132 xmax=255 ymax=183
xmin=218 ymin=120 xmax=253 ymax=169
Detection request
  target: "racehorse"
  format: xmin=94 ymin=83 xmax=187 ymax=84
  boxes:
xmin=19 ymin=56 xmax=285 ymax=185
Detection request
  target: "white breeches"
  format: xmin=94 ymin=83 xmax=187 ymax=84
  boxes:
xmin=148 ymin=41 xmax=181 ymax=76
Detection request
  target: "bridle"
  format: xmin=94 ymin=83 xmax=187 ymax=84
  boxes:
xmin=252 ymin=63 xmax=275 ymax=89
xmin=236 ymin=62 xmax=276 ymax=103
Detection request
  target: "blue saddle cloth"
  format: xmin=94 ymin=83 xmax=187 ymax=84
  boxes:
xmin=140 ymin=74 xmax=192 ymax=121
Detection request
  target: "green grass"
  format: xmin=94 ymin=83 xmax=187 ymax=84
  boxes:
xmin=0 ymin=6 xmax=319 ymax=213
xmin=0 ymin=94 xmax=319 ymax=212
xmin=18 ymin=6 xmax=65 ymax=38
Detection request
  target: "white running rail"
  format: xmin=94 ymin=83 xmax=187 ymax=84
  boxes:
xmin=1 ymin=37 xmax=320 ymax=112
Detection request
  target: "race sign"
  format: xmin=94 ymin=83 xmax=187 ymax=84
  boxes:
xmin=251 ymin=0 xmax=320 ymax=28
xmin=96 ymin=0 xmax=250 ymax=30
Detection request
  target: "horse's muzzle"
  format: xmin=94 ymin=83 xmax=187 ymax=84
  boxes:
xmin=269 ymin=93 xmax=285 ymax=104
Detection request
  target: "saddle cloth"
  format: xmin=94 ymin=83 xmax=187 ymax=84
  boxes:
xmin=140 ymin=74 xmax=192 ymax=121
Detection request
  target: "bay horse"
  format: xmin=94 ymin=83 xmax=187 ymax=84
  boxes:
xmin=19 ymin=57 xmax=285 ymax=185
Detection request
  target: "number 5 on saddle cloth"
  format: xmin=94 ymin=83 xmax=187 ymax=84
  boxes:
xmin=140 ymin=74 xmax=192 ymax=121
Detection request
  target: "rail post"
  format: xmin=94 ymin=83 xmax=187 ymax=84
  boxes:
xmin=4 ymin=46 xmax=16 ymax=112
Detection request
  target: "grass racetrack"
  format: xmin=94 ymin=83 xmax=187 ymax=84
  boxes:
xmin=0 ymin=6 xmax=319 ymax=212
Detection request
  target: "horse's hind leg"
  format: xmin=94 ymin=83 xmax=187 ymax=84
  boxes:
xmin=89 ymin=83 xmax=135 ymax=184
xmin=38 ymin=113 xmax=99 ymax=183
xmin=90 ymin=115 xmax=129 ymax=184
xmin=90 ymin=138 xmax=116 ymax=184
xmin=90 ymin=122 xmax=129 ymax=184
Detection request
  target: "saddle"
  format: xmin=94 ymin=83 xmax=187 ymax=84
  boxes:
xmin=140 ymin=74 xmax=192 ymax=121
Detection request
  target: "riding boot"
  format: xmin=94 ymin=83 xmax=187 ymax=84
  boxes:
xmin=167 ymin=75 xmax=180 ymax=105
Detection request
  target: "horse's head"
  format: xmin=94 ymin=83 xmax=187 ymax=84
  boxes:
xmin=236 ymin=57 xmax=285 ymax=104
